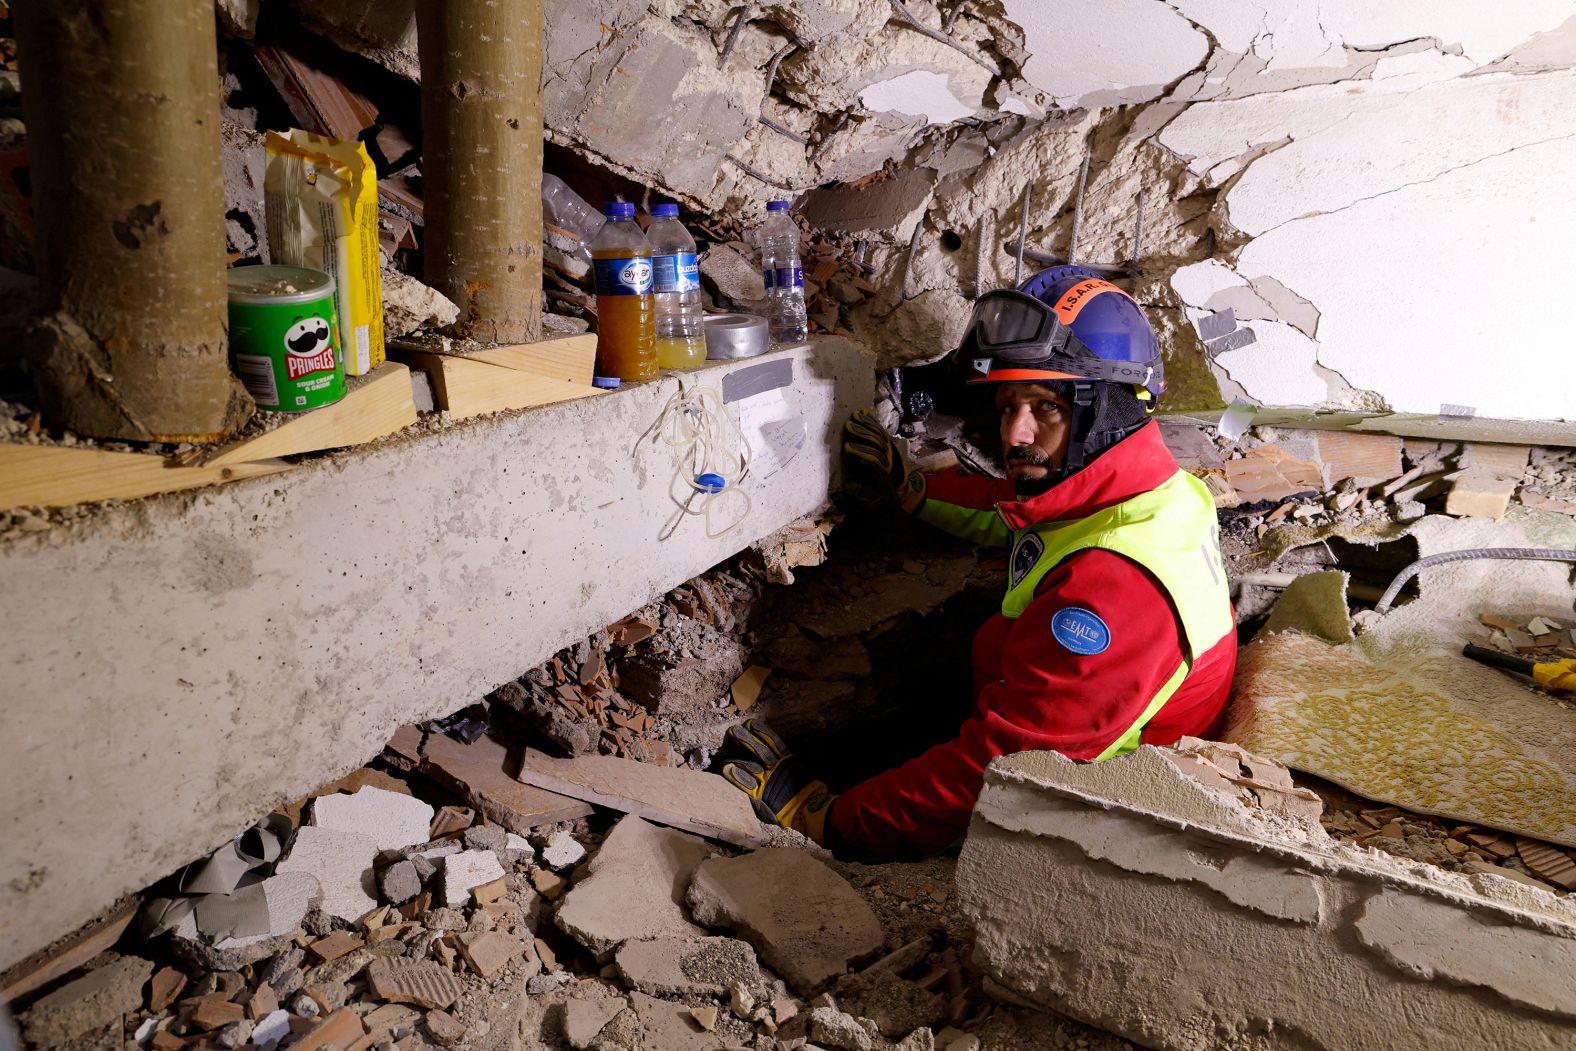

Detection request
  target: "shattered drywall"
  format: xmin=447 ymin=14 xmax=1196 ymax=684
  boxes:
xmin=269 ymin=0 xmax=1574 ymax=416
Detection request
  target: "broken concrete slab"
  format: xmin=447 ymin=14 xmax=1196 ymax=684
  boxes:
xmin=627 ymin=990 xmax=731 ymax=1050
xmin=18 ymin=954 xmax=153 ymax=1048
xmin=555 ymin=815 xmax=713 ymax=959
xmin=562 ymin=996 xmax=628 ymax=1049
xmin=419 ymin=732 xmax=593 ymax=835
xmin=310 ymin=786 xmax=434 ymax=852
xmin=171 ymin=871 xmax=323 ymax=970
xmin=377 ymin=859 xmax=421 ymax=904
xmin=514 ymin=749 xmax=766 ymax=847
xmin=957 ymin=747 xmax=1576 ymax=1050
xmin=365 ymin=956 xmax=464 ymax=1010
xmin=274 ymin=826 xmax=378 ymax=923
xmin=686 ymin=848 xmax=883 ymax=993
xmin=440 ymin=850 xmax=506 ymax=907
xmin=613 ymin=935 xmax=762 ymax=997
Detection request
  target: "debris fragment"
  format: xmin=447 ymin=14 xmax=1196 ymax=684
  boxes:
xmin=556 ymin=815 xmax=713 ymax=959
xmin=686 ymin=848 xmax=883 ymax=993
xmin=18 ymin=955 xmax=153 ymax=1048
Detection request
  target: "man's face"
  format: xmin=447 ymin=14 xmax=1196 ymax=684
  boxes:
xmin=996 ymin=382 xmax=1073 ymax=496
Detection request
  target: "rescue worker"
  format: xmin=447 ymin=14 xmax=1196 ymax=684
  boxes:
xmin=722 ymin=266 xmax=1237 ymax=857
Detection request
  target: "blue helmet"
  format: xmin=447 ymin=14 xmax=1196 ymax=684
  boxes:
xmin=958 ymin=265 xmax=1165 ymax=401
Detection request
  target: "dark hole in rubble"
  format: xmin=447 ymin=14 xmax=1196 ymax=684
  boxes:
xmin=1326 ymin=534 xmax=1422 ymax=607
xmin=939 ymin=230 xmax=963 ymax=252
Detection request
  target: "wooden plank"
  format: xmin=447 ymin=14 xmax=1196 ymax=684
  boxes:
xmin=387 ymin=347 xmax=602 ymax=422
xmin=196 ymin=362 xmax=418 ymax=467
xmin=468 ymin=334 xmax=597 ymax=385
xmin=0 ymin=897 xmax=137 ymax=1004
xmin=0 ymin=444 xmax=292 ymax=511
xmin=251 ymin=43 xmax=379 ymax=141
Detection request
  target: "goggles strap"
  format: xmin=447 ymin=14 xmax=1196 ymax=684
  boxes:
xmin=1063 ymin=382 xmax=1097 ymax=474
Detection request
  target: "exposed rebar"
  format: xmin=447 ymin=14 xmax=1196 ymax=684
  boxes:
xmin=810 ymin=110 xmax=850 ymax=163
xmin=759 ymin=116 xmax=810 ymax=144
xmin=1067 ymin=151 xmax=1090 ymax=265
xmin=717 ymin=3 xmax=753 ymax=69
xmin=1012 ymin=182 xmax=1030 ymax=286
xmin=887 ymin=0 xmax=997 ymax=74
xmin=723 ymin=153 xmax=800 ymax=193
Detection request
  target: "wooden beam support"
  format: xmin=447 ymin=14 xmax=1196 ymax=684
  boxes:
xmin=416 ymin=0 xmax=545 ymax=344
xmin=0 ymin=445 xmax=290 ymax=511
xmin=14 ymin=0 xmax=251 ymax=441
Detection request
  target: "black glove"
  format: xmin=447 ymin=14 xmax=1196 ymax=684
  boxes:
xmin=842 ymin=409 xmax=926 ymax=513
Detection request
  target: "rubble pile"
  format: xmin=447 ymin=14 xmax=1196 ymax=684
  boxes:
xmin=6 ymin=746 xmax=1118 ymax=1051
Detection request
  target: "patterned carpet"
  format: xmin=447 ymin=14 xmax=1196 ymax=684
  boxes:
xmin=1225 ymin=508 xmax=1576 ymax=849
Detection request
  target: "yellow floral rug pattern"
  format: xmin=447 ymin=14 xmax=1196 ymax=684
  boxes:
xmin=1226 ymin=632 xmax=1576 ymax=848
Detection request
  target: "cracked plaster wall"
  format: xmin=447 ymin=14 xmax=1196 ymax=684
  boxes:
xmin=289 ymin=0 xmax=1575 ymax=418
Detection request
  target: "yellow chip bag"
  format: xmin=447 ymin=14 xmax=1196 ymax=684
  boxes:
xmin=264 ymin=129 xmax=385 ymax=375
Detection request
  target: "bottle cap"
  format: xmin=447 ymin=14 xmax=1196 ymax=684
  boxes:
xmin=766 ymin=200 xmax=790 ymax=212
xmin=602 ymin=201 xmax=636 ymax=219
xmin=592 ymin=376 xmax=621 ymax=389
xmin=696 ymin=472 xmax=727 ymax=493
xmin=652 ymin=203 xmax=679 ymax=217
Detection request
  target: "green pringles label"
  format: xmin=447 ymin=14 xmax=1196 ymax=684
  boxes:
xmin=227 ymin=264 xmax=346 ymax=412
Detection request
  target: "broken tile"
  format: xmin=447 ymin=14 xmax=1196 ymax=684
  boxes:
xmin=471 ymin=877 xmax=508 ymax=905
xmin=190 ymin=995 xmax=247 ymax=1030
xmin=311 ymin=786 xmax=434 ymax=853
xmin=365 ymin=957 xmax=464 ymax=1010
xmin=441 ymin=849 xmax=505 ymax=906
xmin=514 ymin=749 xmax=765 ymax=847
xmin=540 ymin=829 xmax=588 ymax=870
xmin=423 ymin=1008 xmax=467 ymax=1046
xmin=1223 ymin=444 xmax=1323 ymax=504
xmin=686 ymin=849 xmax=882 ymax=993
xmin=731 ymin=665 xmax=771 ymax=710
xmin=246 ymin=982 xmax=279 ymax=1019
xmin=288 ymin=1006 xmax=367 ymax=1051
xmin=1515 ymin=839 xmax=1576 ymax=889
xmin=148 ymin=965 xmax=187 ymax=1012
xmin=1314 ymin=431 xmax=1404 ymax=487
xmin=614 ymin=936 xmax=762 ymax=997
xmin=19 ymin=955 xmax=153 ymax=1048
xmin=308 ymin=930 xmax=364 ymax=963
xmin=364 ymin=1003 xmax=422 ymax=1037
xmin=456 ymin=931 xmax=526 ymax=978
xmin=420 ymin=732 xmax=592 ymax=834
xmin=556 ymin=815 xmax=713 ymax=959
xmin=429 ymin=806 xmax=474 ymax=840
xmin=532 ymin=868 xmax=569 ymax=899
xmin=563 ymin=997 xmax=628 ymax=1050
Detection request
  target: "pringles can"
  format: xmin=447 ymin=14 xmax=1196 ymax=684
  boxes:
xmin=227 ymin=264 xmax=346 ymax=412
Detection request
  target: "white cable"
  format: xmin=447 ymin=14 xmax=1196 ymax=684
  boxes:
xmin=640 ymin=381 xmax=754 ymax=540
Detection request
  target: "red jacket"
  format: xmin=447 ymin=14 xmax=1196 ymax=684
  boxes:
xmin=829 ymin=422 xmax=1237 ymax=857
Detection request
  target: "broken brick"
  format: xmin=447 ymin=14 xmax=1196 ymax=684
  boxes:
xmin=148 ymin=966 xmax=187 ymax=1012
xmin=366 ymin=957 xmax=464 ymax=1010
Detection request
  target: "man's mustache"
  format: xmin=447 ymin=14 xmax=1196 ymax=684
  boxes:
xmin=1006 ymin=446 xmax=1052 ymax=467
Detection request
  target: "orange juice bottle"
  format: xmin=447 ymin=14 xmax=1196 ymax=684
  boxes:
xmin=590 ymin=202 xmax=657 ymax=382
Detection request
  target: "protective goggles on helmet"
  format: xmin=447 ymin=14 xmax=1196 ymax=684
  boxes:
xmin=957 ymin=286 xmax=1156 ymax=388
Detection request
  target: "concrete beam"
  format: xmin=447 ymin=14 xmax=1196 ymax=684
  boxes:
xmin=957 ymin=748 xmax=1576 ymax=1051
xmin=0 ymin=339 xmax=872 ymax=970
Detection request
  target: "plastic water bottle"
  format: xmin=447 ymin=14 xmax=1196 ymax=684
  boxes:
xmin=541 ymin=174 xmax=604 ymax=246
xmin=590 ymin=202 xmax=656 ymax=382
xmin=648 ymin=203 xmax=706 ymax=368
xmin=757 ymin=200 xmax=808 ymax=344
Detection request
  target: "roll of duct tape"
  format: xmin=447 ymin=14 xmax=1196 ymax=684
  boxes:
xmin=704 ymin=312 xmax=771 ymax=360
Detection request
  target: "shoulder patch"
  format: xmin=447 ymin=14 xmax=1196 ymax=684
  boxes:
xmin=1009 ymin=533 xmax=1045 ymax=590
xmin=1050 ymin=607 xmax=1111 ymax=655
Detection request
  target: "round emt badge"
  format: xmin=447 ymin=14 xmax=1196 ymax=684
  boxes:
xmin=1050 ymin=607 xmax=1111 ymax=655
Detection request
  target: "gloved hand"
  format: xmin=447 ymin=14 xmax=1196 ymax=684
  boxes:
xmin=720 ymin=718 xmax=837 ymax=845
xmin=843 ymin=409 xmax=926 ymax=513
